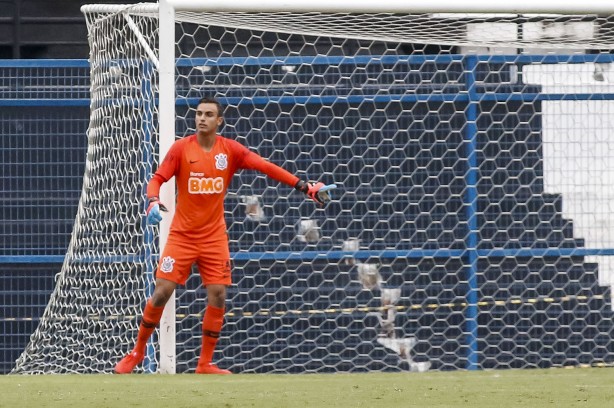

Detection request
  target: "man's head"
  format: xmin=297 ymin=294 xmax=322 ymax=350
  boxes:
xmin=195 ymin=96 xmax=224 ymax=135
xmin=197 ymin=97 xmax=223 ymax=117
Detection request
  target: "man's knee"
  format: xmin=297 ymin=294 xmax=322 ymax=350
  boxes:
xmin=151 ymin=279 xmax=177 ymax=307
xmin=207 ymin=285 xmax=227 ymax=308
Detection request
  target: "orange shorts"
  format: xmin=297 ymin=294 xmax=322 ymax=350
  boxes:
xmin=156 ymin=234 xmax=231 ymax=286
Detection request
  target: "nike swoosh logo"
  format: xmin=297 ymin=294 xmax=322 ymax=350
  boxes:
xmin=190 ymin=160 xmax=199 ymax=164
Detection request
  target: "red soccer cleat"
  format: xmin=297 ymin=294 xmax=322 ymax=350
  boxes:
xmin=195 ymin=362 xmax=231 ymax=375
xmin=114 ymin=351 xmax=144 ymax=374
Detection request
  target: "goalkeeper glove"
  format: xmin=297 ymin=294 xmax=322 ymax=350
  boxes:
xmin=295 ymin=180 xmax=338 ymax=205
xmin=146 ymin=196 xmax=168 ymax=225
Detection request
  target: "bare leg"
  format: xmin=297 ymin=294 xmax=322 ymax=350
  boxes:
xmin=115 ymin=278 xmax=178 ymax=373
xmin=150 ymin=277 xmax=177 ymax=307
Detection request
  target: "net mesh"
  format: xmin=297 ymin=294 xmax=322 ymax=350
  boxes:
xmin=12 ymin=4 xmax=614 ymax=373
xmin=176 ymin=12 xmax=614 ymax=49
xmin=12 ymin=9 xmax=160 ymax=373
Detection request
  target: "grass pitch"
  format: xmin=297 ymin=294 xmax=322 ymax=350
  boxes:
xmin=1 ymin=368 xmax=613 ymax=408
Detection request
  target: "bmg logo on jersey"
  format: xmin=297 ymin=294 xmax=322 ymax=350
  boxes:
xmin=188 ymin=176 xmax=224 ymax=194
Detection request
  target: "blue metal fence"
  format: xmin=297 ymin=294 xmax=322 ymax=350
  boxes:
xmin=2 ymin=55 xmax=614 ymax=374
xmin=0 ymin=60 xmax=89 ymax=373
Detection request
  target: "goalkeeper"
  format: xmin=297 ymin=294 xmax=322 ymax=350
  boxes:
xmin=115 ymin=96 xmax=335 ymax=374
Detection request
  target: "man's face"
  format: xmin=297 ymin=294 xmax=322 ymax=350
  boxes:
xmin=195 ymin=103 xmax=223 ymax=134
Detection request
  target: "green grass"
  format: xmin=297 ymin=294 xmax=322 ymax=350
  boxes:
xmin=1 ymin=368 xmax=613 ymax=408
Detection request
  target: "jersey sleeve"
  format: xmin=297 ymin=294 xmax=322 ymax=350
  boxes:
xmin=228 ymin=138 xmax=299 ymax=187
xmin=146 ymin=139 xmax=182 ymax=198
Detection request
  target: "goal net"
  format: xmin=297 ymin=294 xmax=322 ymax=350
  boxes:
xmin=12 ymin=1 xmax=614 ymax=373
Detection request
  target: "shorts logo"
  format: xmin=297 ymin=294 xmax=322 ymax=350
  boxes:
xmin=215 ymin=153 xmax=228 ymax=170
xmin=160 ymin=256 xmax=175 ymax=273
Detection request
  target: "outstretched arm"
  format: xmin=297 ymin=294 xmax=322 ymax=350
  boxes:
xmin=241 ymin=150 xmax=300 ymax=187
xmin=242 ymin=150 xmax=336 ymax=205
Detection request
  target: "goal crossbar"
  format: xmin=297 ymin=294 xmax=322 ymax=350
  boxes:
xmin=82 ymin=1 xmax=614 ymax=14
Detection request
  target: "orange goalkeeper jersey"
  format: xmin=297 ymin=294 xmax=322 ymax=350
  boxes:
xmin=147 ymin=134 xmax=299 ymax=241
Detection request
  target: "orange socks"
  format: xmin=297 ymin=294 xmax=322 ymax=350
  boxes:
xmin=198 ymin=305 xmax=225 ymax=365
xmin=133 ymin=300 xmax=165 ymax=355
xmin=131 ymin=301 xmax=225 ymax=364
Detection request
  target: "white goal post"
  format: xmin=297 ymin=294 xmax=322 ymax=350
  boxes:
xmin=12 ymin=0 xmax=614 ymax=375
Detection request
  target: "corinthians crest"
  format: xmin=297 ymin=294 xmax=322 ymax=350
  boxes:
xmin=160 ymin=256 xmax=175 ymax=273
xmin=215 ymin=153 xmax=228 ymax=170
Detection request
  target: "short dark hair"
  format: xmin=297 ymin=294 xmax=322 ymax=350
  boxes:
xmin=197 ymin=96 xmax=223 ymax=117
